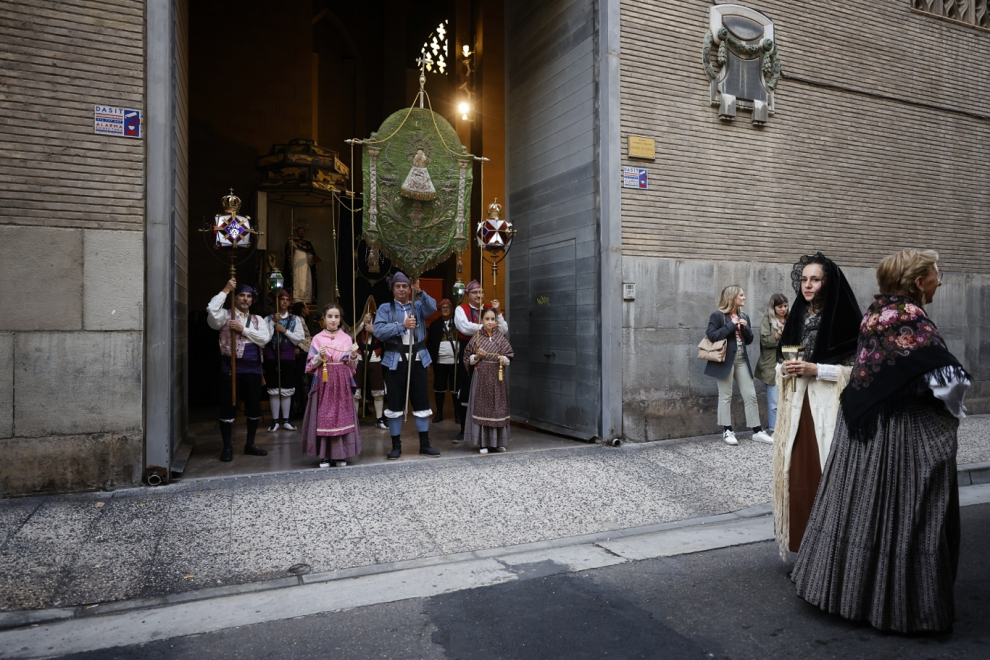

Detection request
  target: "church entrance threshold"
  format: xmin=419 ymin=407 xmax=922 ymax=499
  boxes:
xmin=179 ymin=406 xmax=582 ymax=481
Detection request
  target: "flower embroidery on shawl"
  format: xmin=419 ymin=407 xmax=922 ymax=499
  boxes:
xmin=848 ymin=295 xmax=945 ymax=390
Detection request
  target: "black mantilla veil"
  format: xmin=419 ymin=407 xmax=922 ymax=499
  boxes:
xmin=778 ymin=252 xmax=863 ymax=365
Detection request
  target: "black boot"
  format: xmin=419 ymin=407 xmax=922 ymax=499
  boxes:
xmin=219 ymin=421 xmax=234 ymax=462
xmin=433 ymin=392 xmax=444 ymax=423
xmin=387 ymin=436 xmax=402 ymax=460
xmin=454 ymin=415 xmax=465 ymax=443
xmin=419 ymin=431 xmax=440 ymax=457
xmin=244 ymin=419 xmax=268 ymax=456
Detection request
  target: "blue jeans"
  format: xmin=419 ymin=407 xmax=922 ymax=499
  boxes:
xmin=765 ymin=383 xmax=778 ymax=431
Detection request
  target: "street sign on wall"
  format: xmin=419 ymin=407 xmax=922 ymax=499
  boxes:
xmin=94 ymin=105 xmax=142 ymax=138
xmin=622 ymin=166 xmax=648 ymax=189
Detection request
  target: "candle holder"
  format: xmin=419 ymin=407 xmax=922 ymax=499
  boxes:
xmin=781 ymin=345 xmax=805 ymax=392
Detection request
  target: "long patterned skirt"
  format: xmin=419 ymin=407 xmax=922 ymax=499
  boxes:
xmin=465 ymin=361 xmax=511 ymax=449
xmin=792 ymin=399 xmax=960 ymax=633
xmin=300 ymin=364 xmax=362 ymax=461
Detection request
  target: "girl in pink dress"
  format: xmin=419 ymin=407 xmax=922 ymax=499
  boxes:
xmin=300 ymin=304 xmax=362 ymax=467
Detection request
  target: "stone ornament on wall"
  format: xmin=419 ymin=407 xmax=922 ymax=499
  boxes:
xmin=702 ymin=4 xmax=781 ymax=126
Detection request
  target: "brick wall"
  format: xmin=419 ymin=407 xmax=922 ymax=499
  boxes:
xmin=0 ymin=1 xmax=146 ymax=494
xmin=619 ymin=0 xmax=990 ymax=271
xmin=618 ymin=0 xmax=990 ymax=440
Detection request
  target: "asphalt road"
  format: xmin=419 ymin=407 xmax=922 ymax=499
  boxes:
xmin=55 ymin=503 xmax=990 ymax=660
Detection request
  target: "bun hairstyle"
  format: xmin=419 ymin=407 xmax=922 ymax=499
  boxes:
xmin=480 ymin=307 xmax=498 ymax=320
xmin=876 ymin=248 xmax=939 ymax=299
xmin=322 ymin=302 xmax=344 ymax=317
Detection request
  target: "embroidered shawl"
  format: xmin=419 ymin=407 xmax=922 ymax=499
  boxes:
xmin=841 ymin=294 xmax=965 ymax=440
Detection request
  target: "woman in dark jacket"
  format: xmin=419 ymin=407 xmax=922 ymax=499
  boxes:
xmin=704 ymin=285 xmax=773 ymax=446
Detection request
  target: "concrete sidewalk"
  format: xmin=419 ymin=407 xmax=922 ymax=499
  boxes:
xmin=2 ymin=415 xmax=989 ymax=620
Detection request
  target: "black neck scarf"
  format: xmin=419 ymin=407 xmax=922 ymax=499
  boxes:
xmin=778 ymin=252 xmax=863 ymax=365
xmin=841 ymin=294 xmax=965 ymax=441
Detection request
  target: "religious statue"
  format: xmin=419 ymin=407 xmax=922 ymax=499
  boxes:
xmin=284 ymin=225 xmax=320 ymax=304
xmin=400 ymin=148 xmax=437 ymax=201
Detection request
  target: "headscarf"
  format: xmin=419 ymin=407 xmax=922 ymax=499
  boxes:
xmin=235 ymin=283 xmax=257 ymax=298
xmin=465 ymin=280 xmax=481 ymax=294
xmin=388 ymin=271 xmax=410 ymax=290
xmin=276 ymin=289 xmax=291 ymax=300
xmin=439 ymin=298 xmax=452 ymax=310
xmin=778 ymin=252 xmax=862 ymax=364
xmin=841 ymin=294 xmax=966 ymax=441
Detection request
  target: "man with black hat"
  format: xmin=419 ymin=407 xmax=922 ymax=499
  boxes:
xmin=373 ymin=272 xmax=440 ymax=459
xmin=207 ymin=278 xmax=272 ymax=461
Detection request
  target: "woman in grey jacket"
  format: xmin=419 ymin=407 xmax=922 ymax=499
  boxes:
xmin=704 ymin=285 xmax=774 ymax=445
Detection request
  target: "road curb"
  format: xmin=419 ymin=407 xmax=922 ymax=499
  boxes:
xmin=1 ymin=475 xmax=987 ymax=634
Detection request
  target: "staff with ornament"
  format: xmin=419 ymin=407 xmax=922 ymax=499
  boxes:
xmin=203 ymin=190 xmax=271 ymax=462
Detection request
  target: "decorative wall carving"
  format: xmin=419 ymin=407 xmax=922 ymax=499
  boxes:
xmin=701 ymin=4 xmax=781 ymax=126
xmin=912 ymin=0 xmax=990 ymax=30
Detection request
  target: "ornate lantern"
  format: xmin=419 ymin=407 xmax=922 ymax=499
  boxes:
xmin=268 ymin=266 xmax=284 ymax=294
xmin=212 ymin=190 xmax=255 ymax=250
xmin=476 ymin=198 xmax=515 ymax=287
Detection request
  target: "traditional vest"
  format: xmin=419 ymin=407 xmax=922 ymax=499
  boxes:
xmin=457 ymin=302 xmax=490 ymax=341
xmin=218 ymin=310 xmax=261 ymax=361
xmin=357 ymin=329 xmax=382 ymax=359
xmin=264 ymin=313 xmax=298 ymax=361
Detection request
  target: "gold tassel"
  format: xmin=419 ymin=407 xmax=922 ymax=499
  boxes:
xmin=322 ymin=363 xmax=329 ymax=383
xmin=498 ymin=361 xmax=503 ymax=381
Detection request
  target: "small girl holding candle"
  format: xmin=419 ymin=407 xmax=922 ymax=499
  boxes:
xmin=300 ymin=303 xmax=362 ymax=467
xmin=463 ymin=308 xmax=514 ymax=454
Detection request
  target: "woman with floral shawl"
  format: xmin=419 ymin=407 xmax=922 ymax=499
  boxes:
xmin=793 ymin=249 xmax=969 ymax=633
xmin=463 ymin=308 xmax=514 ymax=453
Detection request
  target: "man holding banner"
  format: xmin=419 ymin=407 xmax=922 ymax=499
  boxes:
xmin=374 ymin=272 xmax=441 ymax=460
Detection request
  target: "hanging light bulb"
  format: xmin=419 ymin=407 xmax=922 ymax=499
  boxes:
xmin=458 ymin=101 xmax=471 ymax=121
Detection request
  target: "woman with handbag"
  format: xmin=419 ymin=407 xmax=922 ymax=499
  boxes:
xmin=755 ymin=293 xmax=789 ymax=435
xmin=704 ymin=285 xmax=773 ymax=446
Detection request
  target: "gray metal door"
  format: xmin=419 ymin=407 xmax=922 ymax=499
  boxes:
xmin=504 ymin=0 xmax=622 ymax=440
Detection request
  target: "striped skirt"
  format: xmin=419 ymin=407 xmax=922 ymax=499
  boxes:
xmin=792 ymin=397 xmax=960 ymax=633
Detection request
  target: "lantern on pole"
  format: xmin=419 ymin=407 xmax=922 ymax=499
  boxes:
xmin=476 ymin=198 xmax=515 ymax=288
xmin=268 ymin=266 xmax=285 ymax=294
xmin=199 ymin=189 xmax=261 ymax=405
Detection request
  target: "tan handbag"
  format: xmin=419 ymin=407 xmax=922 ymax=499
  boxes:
xmin=697 ymin=336 xmax=728 ymax=362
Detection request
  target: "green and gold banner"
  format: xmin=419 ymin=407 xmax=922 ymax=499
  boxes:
xmin=362 ymin=107 xmax=472 ymax=278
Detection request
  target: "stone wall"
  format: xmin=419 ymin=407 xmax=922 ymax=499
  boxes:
xmin=621 ymin=256 xmax=990 ymax=441
xmin=618 ymin=0 xmax=990 ymax=439
xmin=0 ymin=3 xmax=145 ymax=495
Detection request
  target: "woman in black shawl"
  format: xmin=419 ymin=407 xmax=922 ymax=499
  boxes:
xmin=792 ymin=249 xmax=969 ymax=633
xmin=772 ymin=253 xmax=863 ymax=557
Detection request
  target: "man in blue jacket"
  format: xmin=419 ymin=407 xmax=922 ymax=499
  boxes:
xmin=374 ymin=271 xmax=440 ymax=459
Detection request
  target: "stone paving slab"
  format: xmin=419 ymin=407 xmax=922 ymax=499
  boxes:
xmin=1 ymin=415 xmax=989 ymax=613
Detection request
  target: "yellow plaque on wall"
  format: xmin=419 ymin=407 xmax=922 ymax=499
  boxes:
xmin=627 ymin=136 xmax=655 ymax=160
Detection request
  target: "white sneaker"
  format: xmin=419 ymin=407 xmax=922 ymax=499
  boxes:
xmin=318 ymin=460 xmax=330 ymax=468
xmin=479 ymin=448 xmax=488 ymax=454
xmin=722 ymin=430 xmax=738 ymax=445
xmin=268 ymin=421 xmax=280 ymax=432
xmin=282 ymin=421 xmax=297 ymax=431
xmin=335 ymin=460 xmax=347 ymax=467
xmin=752 ymin=431 xmax=774 ymax=444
